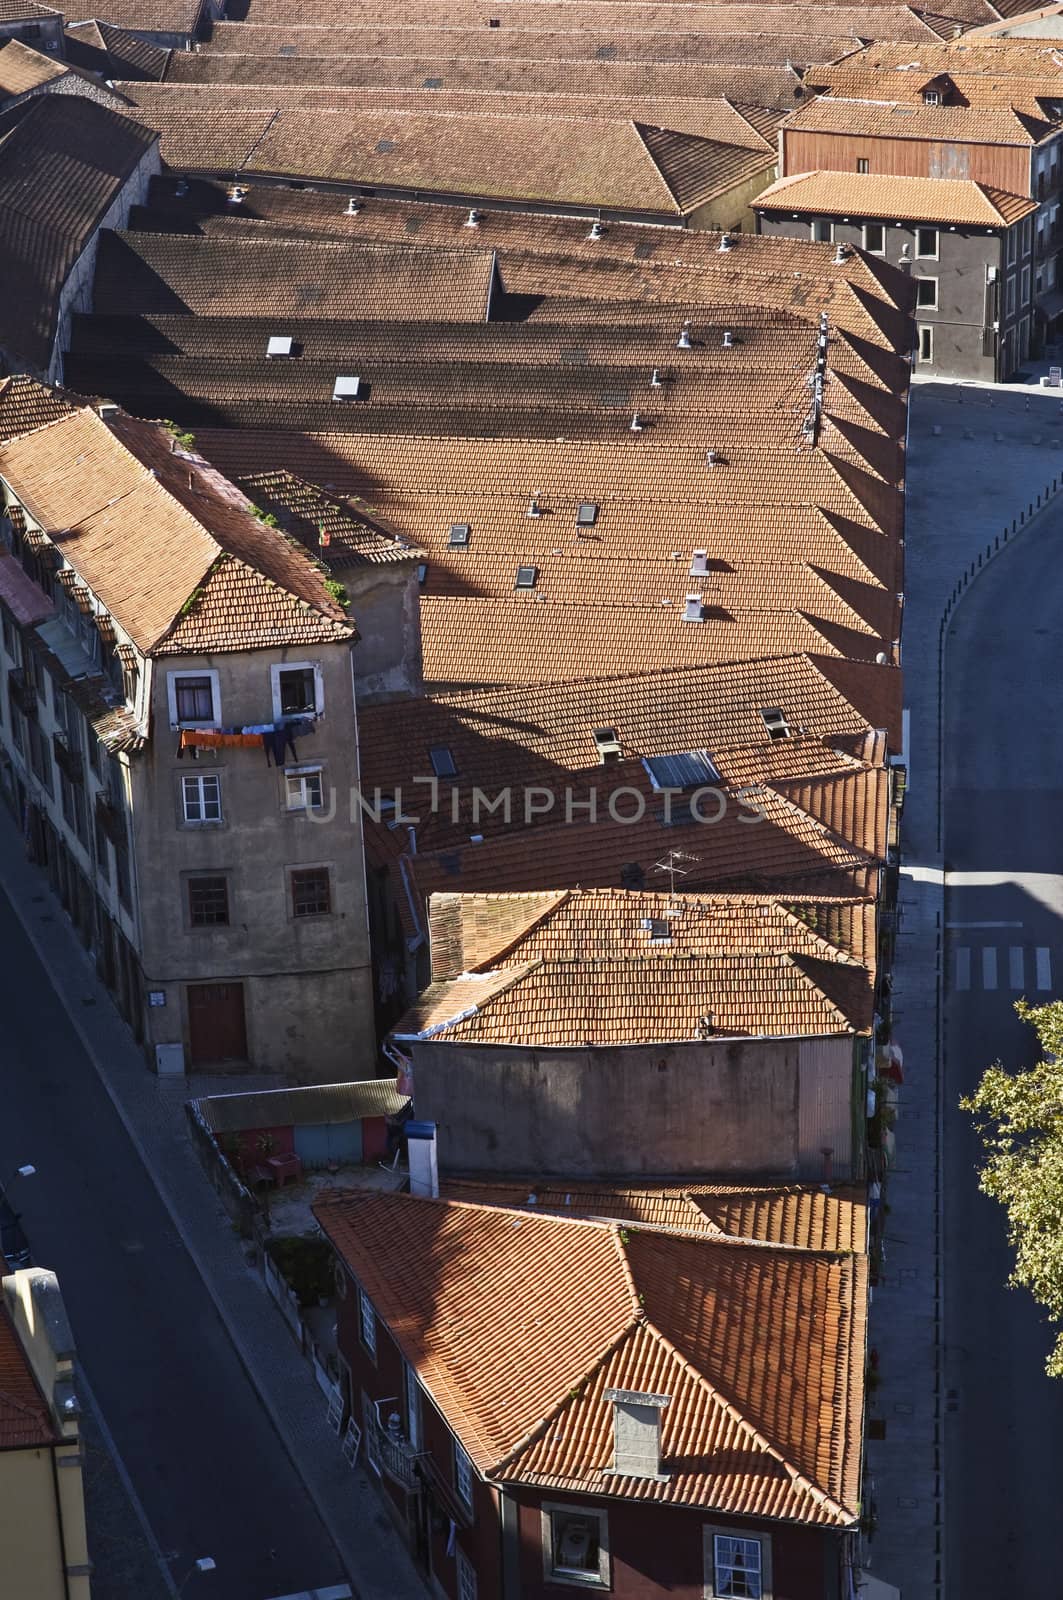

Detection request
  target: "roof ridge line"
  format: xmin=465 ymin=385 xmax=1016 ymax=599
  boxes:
xmin=781 ymin=951 xmax=860 ymax=1031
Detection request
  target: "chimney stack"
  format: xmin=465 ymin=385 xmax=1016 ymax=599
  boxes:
xmin=603 ymin=1388 xmax=671 ymax=1480
xmin=407 ymin=1121 xmax=439 ymax=1198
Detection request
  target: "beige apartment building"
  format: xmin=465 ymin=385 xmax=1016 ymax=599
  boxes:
xmin=0 ymin=1266 xmax=91 ymax=1600
xmin=0 ymin=398 xmax=377 ymax=1080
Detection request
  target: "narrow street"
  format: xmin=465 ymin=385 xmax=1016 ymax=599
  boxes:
xmin=943 ymin=506 xmax=1063 ymax=1592
xmin=0 ymin=886 xmax=348 ymax=1600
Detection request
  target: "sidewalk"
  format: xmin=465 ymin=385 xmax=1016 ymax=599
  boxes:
xmin=864 ymin=376 xmax=1063 ymax=1597
xmin=0 ymin=817 xmax=429 ymax=1600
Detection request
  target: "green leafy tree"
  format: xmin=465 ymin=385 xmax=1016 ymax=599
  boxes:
xmin=961 ymin=999 xmax=1063 ymax=1375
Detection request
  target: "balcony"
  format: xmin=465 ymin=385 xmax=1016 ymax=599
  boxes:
xmin=52 ymin=732 xmax=83 ymax=784
xmin=7 ymin=667 xmax=36 ymax=717
xmin=364 ymin=1402 xmax=420 ymax=1492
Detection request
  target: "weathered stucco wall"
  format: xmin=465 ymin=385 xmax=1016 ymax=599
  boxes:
xmin=411 ymin=1033 xmax=856 ymax=1178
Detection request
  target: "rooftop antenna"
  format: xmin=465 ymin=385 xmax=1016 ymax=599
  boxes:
xmin=652 ymin=848 xmax=700 ymax=897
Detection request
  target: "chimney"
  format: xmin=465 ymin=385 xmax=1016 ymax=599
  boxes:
xmin=603 ymin=1388 xmax=671 ymax=1480
xmin=676 ymin=322 xmax=693 ymax=350
xmin=407 ymin=1120 xmax=439 ymax=1198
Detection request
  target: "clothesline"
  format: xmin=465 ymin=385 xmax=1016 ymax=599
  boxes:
xmin=177 ymin=717 xmax=316 ymax=764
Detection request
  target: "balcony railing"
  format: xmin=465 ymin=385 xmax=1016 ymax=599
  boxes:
xmin=7 ymin=667 xmax=36 ymax=717
xmin=364 ymin=1403 xmax=420 ymax=1492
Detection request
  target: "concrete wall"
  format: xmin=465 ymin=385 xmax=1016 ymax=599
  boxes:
xmin=343 ymin=563 xmax=423 ymax=704
xmin=687 ymin=160 xmax=777 ymax=234
xmin=1 ymin=69 xmax=127 ymax=115
xmin=134 ymin=640 xmax=376 ymax=1080
xmin=757 ymin=210 xmax=1026 ymax=380
xmin=51 ymin=135 xmax=162 ymax=383
xmin=0 ymin=16 xmax=64 ymax=53
xmin=410 ymin=1033 xmax=857 ymax=1179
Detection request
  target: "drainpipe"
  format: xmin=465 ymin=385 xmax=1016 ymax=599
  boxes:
xmin=49 ymin=1445 xmax=72 ymax=1600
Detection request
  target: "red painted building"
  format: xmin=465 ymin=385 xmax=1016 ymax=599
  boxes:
xmin=316 ymin=1184 xmax=868 ymax=1600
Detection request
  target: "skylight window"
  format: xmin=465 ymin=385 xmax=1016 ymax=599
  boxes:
xmin=760 ymin=707 xmax=790 ymax=740
xmin=643 ymin=751 xmax=722 ymax=791
xmin=576 ymin=502 xmax=598 ymax=527
xmin=429 ymin=746 xmax=457 ymax=778
xmin=515 ymin=565 xmax=538 ymax=589
xmin=448 ymin=523 xmax=471 ymax=548
xmin=592 ymin=727 xmax=622 ymax=763
xmin=641 ymin=917 xmax=672 ymax=942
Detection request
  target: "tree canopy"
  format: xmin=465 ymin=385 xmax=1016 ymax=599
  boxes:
xmin=962 ymin=999 xmax=1063 ymax=1377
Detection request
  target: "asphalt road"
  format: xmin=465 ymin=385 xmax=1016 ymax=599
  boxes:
xmin=943 ymin=506 xmax=1063 ymax=1594
xmin=0 ymin=887 xmax=346 ymax=1600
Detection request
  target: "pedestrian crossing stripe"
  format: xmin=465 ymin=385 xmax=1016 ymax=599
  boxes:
xmin=953 ymin=945 xmax=1052 ymax=992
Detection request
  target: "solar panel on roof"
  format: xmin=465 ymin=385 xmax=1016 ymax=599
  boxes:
xmin=642 ymin=751 xmax=722 ymax=791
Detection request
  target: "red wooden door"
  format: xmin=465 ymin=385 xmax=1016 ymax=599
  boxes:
xmin=187 ymin=982 xmax=248 ymax=1065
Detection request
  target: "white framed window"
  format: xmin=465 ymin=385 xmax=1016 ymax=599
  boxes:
xmin=915 ymin=277 xmax=938 ymax=309
xmin=1007 ymin=227 xmax=1018 ymax=264
xmin=456 ymin=1550 xmax=477 ymax=1600
xmin=1023 ymin=216 xmax=1033 ymax=256
xmin=918 ymin=325 xmax=934 ymax=363
xmin=181 ymin=772 xmax=222 ymax=824
xmin=404 ymin=1360 xmax=423 ymax=1452
xmin=862 ymin=223 xmax=885 ymax=255
xmin=358 ymin=1287 xmax=376 ymax=1360
xmin=270 ymin=660 xmax=323 ymax=721
xmin=167 ymin=669 xmax=220 ymax=729
xmin=856 ymin=157 xmax=869 ymax=173
xmin=1021 ymin=264 xmax=1032 ymax=304
xmin=453 ymin=1439 xmax=475 ymax=1508
xmin=542 ymin=1503 xmax=609 ymax=1588
xmin=922 ymin=87 xmax=941 ymax=105
xmin=1006 ymin=275 xmax=1017 ymax=317
xmin=704 ymin=1527 xmax=772 ymax=1599
xmin=285 ymin=764 xmax=323 ymax=811
xmin=915 ymin=227 xmax=938 ymax=259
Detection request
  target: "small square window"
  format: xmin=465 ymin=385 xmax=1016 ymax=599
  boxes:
xmin=172 ymin=673 xmax=216 ymax=726
xmin=182 ymin=773 xmax=222 ymax=823
xmin=291 ymin=866 xmax=331 ymax=917
xmin=188 ymin=875 xmax=229 ymax=927
xmin=856 ymin=157 xmax=870 ymax=174
xmin=454 ymin=1440 xmax=475 ymax=1507
xmin=285 ymin=766 xmax=324 ymax=811
xmin=916 ymin=277 xmax=938 ymax=309
xmin=358 ymin=1286 xmax=376 ymax=1358
xmin=543 ymin=1504 xmax=609 ymax=1587
xmin=576 ymin=502 xmax=598 ymax=526
xmin=863 ymin=223 xmax=885 ymax=255
xmin=515 ymin=565 xmax=538 ymax=589
xmin=923 ymin=88 xmax=941 ymax=105
xmin=916 ymin=227 xmax=938 ymax=258
xmin=429 ymin=746 xmax=457 ymax=777
xmin=448 ymin=522 xmax=471 ymax=547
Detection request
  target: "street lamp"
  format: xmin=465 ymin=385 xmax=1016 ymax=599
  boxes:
xmin=176 ymin=1557 xmax=216 ymax=1592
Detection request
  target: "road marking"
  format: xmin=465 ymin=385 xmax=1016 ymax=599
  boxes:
xmin=955 ymin=947 xmax=971 ymax=990
xmin=946 ymin=920 xmax=1023 ymax=929
xmin=1009 ymin=947 xmax=1025 ymax=989
xmin=982 ymin=947 xmax=998 ymax=989
xmin=1036 ymin=947 xmax=1052 ymax=990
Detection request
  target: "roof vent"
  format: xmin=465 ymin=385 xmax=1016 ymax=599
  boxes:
xmin=875 ymin=650 xmax=888 ymax=664
xmin=588 ymin=219 xmax=605 ymax=240
xmin=527 ymin=492 xmax=543 ymax=518
xmin=706 ymin=448 xmax=721 ymax=466
xmin=96 ymin=402 xmax=120 ymax=420
xmin=345 ymin=197 xmax=362 ymax=215
xmin=593 ymin=726 xmax=622 ymax=763
xmin=629 ymin=412 xmax=643 ymax=432
xmin=448 ymin=522 xmax=471 ymax=547
xmin=834 ymin=243 xmax=851 ymax=264
xmin=722 ymin=330 xmax=734 ymax=348
xmin=466 ymin=208 xmax=482 ymax=227
xmin=266 ymin=335 xmax=293 ymax=359
xmin=689 ymin=549 xmax=708 ymax=576
xmin=227 ymin=185 xmax=247 ymax=205
xmin=603 ymin=1388 xmax=671 ymax=1481
xmin=676 ymin=322 xmax=693 ymax=351
xmin=717 ymin=232 xmax=734 ymax=253
xmin=174 ymin=179 xmax=189 ymax=198
xmin=682 ymin=594 xmax=704 ymax=623
xmin=650 ymin=367 xmax=663 ymax=387
xmin=332 ymin=376 xmax=361 ymax=401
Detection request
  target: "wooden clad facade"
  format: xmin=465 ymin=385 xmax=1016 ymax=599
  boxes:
xmin=781 ymin=128 xmax=1034 ymax=193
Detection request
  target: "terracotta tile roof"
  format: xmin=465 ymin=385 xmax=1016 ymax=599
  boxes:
xmin=162 ymin=51 xmax=808 ymax=108
xmin=236 ymin=469 xmax=420 ymax=569
xmin=756 ymin=168 xmax=1039 ymax=226
xmin=64 ymin=19 xmax=170 ymax=81
xmin=0 ymin=95 xmax=158 ymax=372
xmin=426 ymin=886 xmax=875 ymax=977
xmin=130 ymin=103 xmax=773 ymax=217
xmin=0 ymin=37 xmax=67 ymax=96
xmin=0 ymin=0 xmax=59 ymax=19
xmin=64 ymin=0 xmax=204 ymax=33
xmin=314 ymin=1188 xmax=866 ymax=1525
xmin=807 ymin=61 xmax=1063 ymax=114
xmin=436 ymin=1175 xmax=868 ymax=1253
xmin=0 ymin=407 xmax=352 ymax=653
xmin=0 ymin=1300 xmax=55 ymax=1450
xmin=92 ymin=230 xmax=496 ymax=322
xmin=783 ymin=93 xmax=1054 ymax=142
xmin=0 ymin=375 xmax=77 ymax=442
xmin=820 ymin=35 xmax=1063 ymax=74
